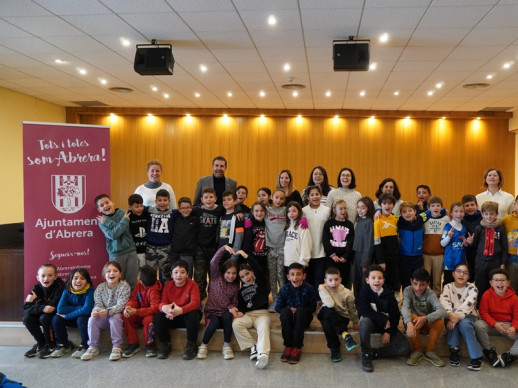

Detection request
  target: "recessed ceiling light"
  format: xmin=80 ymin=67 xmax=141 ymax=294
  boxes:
xmin=163 ymin=93 xmax=169 ymax=98
xmin=227 ymin=92 xmax=232 ymax=97
xmin=427 ymin=90 xmax=434 ymax=96
xmin=54 ymin=59 xmax=65 ymax=64
xmin=503 ymin=62 xmax=512 ymax=69
xmin=325 ymin=90 xmax=331 ymax=97
xmin=292 ymin=91 xmax=298 ymax=97
xmin=394 ymin=91 xmax=399 ymax=96
xmin=151 ymin=86 xmax=158 ymax=92
xmin=435 ymin=82 xmax=443 ymax=89
xmin=379 ymin=33 xmax=389 ymax=43
xmin=121 ymin=38 xmax=130 ymax=47
xmin=369 ymin=62 xmax=377 ymax=70
xmin=268 ymin=15 xmax=277 ymax=25
xmin=359 ymin=90 xmax=366 ymax=97
xmin=194 ymin=92 xmax=200 ymax=98
xmin=200 ymin=64 xmax=207 ymax=72
xmin=486 ymin=74 xmax=493 ymax=80
xmin=99 ymin=78 xmax=107 ymax=85
xmin=77 ymin=68 xmax=87 ymax=75
xmin=259 ymin=90 xmax=266 ymax=97
xmin=283 ymin=63 xmax=291 ymax=71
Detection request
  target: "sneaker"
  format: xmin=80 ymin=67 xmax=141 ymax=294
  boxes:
xmin=281 ymin=347 xmax=292 ymax=362
xmin=361 ymin=352 xmax=374 ymax=372
xmin=145 ymin=345 xmax=156 ymax=358
xmin=406 ymin=350 xmax=424 ymax=366
xmin=288 ymin=348 xmax=302 ymax=364
xmin=182 ymin=341 xmax=197 ymax=360
xmin=197 ymin=343 xmax=208 ymax=359
xmin=222 ymin=344 xmax=234 ymax=360
xmin=255 ymin=353 xmax=269 ymax=369
xmin=344 ymin=334 xmax=358 ymax=351
xmin=109 ymin=347 xmax=122 ymax=361
xmin=499 ymin=352 xmax=517 ymax=367
xmin=24 ymin=344 xmax=42 ymax=358
xmin=424 ymin=351 xmax=445 ymax=367
xmin=330 ymin=348 xmax=342 ymax=362
xmin=50 ymin=342 xmax=73 ymax=358
xmin=156 ymin=342 xmax=171 ymax=360
xmin=38 ymin=344 xmax=56 ymax=359
xmin=268 ymin=300 xmax=277 ymax=313
xmin=449 ymin=347 xmax=460 ymax=367
xmin=81 ymin=347 xmax=99 ymax=361
xmin=483 ymin=347 xmax=501 ymax=367
xmin=250 ymin=344 xmax=258 ymax=360
xmin=467 ymin=357 xmax=483 ymax=371
xmin=122 ymin=343 xmax=140 ymax=358
xmin=71 ymin=345 xmax=87 ymax=359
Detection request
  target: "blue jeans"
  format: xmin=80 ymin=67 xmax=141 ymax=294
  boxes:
xmin=446 ymin=315 xmax=483 ymax=359
xmin=52 ymin=314 xmax=89 ymax=347
xmin=202 ymin=311 xmax=233 ymax=344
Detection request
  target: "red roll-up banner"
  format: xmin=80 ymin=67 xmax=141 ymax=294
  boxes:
xmin=23 ymin=122 xmax=110 ymax=293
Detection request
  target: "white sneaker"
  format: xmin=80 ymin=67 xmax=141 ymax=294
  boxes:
xmin=109 ymin=347 xmax=122 ymax=361
xmin=255 ymin=353 xmax=269 ymax=369
xmin=222 ymin=344 xmax=234 ymax=360
xmin=250 ymin=345 xmax=258 ymax=360
xmin=81 ymin=347 xmax=99 ymax=361
xmin=197 ymin=343 xmax=208 ymax=359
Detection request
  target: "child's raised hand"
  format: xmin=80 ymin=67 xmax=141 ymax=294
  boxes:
xmin=225 ymin=245 xmax=236 ymax=255
xmin=318 ymin=284 xmax=327 ymax=292
xmin=25 ymin=291 xmax=37 ymax=303
xmin=447 ymin=227 xmax=455 ymax=238
xmin=235 ymin=249 xmax=248 ymax=258
xmin=380 ymin=263 xmax=386 ymax=271
xmin=96 ymin=215 xmax=106 ymax=224
xmin=42 ymin=305 xmax=55 ymax=313
xmin=373 ymin=209 xmax=381 ymax=222
xmin=466 ymin=232 xmax=473 ymax=245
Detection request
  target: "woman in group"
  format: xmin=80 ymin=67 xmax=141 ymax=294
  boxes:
xmin=301 ymin=166 xmax=334 ymax=206
xmin=475 ymin=168 xmax=514 ymax=219
xmin=326 ymin=168 xmax=362 ymax=223
xmin=373 ymin=178 xmax=403 ymax=216
xmin=134 ymin=160 xmax=177 ymax=208
xmin=276 ymin=169 xmax=302 ymax=206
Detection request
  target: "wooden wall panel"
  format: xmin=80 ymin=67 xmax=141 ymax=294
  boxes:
xmin=78 ymin=114 xmax=515 ymax=211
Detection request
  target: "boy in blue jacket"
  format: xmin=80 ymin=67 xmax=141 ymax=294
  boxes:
xmin=359 ymin=265 xmax=410 ymax=372
xmin=397 ymin=201 xmax=425 ymax=289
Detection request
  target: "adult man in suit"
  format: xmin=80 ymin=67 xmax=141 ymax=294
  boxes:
xmin=193 ymin=156 xmax=237 ymax=205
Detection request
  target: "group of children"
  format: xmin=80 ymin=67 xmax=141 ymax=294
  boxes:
xmin=22 ymin=178 xmax=518 ymax=372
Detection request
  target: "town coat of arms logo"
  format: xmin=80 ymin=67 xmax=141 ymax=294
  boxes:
xmin=51 ymin=175 xmax=86 ymax=213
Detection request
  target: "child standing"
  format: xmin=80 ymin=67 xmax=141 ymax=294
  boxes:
xmin=257 ymin=187 xmax=272 ymax=206
xmin=402 ymin=268 xmax=447 ymax=367
xmin=235 ymin=185 xmax=251 ymax=214
xmin=265 ymin=189 xmax=287 ymax=311
xmin=170 ymin=197 xmax=199 ymax=278
xmin=197 ymin=246 xmax=240 ymax=360
xmin=95 ymin=194 xmax=139 ymax=288
xmin=373 ymin=193 xmax=400 ymax=293
xmin=474 ymin=268 xmax=518 ymax=367
xmin=82 ymin=261 xmax=131 ymax=361
xmin=397 ymin=202 xmax=425 ymax=289
xmin=128 ymin=193 xmax=148 ymax=267
xmin=50 ymin=268 xmax=94 ymax=359
xmin=154 ymin=260 xmax=201 ymax=360
xmin=472 ymin=201 xmax=508 ymax=302
xmin=284 ymin=201 xmax=312 ymax=270
xmin=323 ymin=199 xmax=355 ymax=287
xmin=358 ymin=265 xmax=410 ymax=373
xmin=441 ymin=202 xmax=473 ymax=286
xmin=415 ymin=185 xmax=432 ymax=212
xmin=23 ymin=264 xmax=65 ymax=358
xmin=243 ymin=202 xmax=268 ymax=278
xmin=462 ymin=195 xmax=482 ymax=277
xmin=145 ymin=189 xmax=177 ymax=283
xmin=275 ymin=263 xmax=319 ymax=364
xmin=423 ymin=195 xmax=449 ymax=296
xmin=501 ymin=195 xmax=518 ymax=292
xmin=232 ymin=251 xmax=271 ymax=369
xmin=217 ymin=190 xmax=245 ymax=258
xmin=352 ymin=197 xmax=375 ymax=305
xmin=121 ymin=265 xmax=162 ymax=358
xmin=317 ymin=267 xmax=359 ymax=362
xmin=439 ymin=263 xmax=484 ymax=371
xmin=303 ymin=185 xmax=331 ymax=288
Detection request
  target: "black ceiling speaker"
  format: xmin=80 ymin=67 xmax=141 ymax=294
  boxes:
xmin=134 ymin=42 xmax=174 ymax=75
xmin=333 ymin=39 xmax=370 ymax=71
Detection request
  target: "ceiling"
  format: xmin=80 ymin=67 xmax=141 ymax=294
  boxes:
xmin=2 ymin=0 xmax=518 ymax=112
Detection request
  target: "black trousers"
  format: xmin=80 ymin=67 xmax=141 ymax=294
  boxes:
xmin=153 ymin=310 xmax=201 ymax=344
xmin=279 ymin=306 xmax=313 ymax=348
xmin=317 ymin=306 xmax=350 ymax=350
xmin=23 ymin=312 xmax=54 ymax=346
